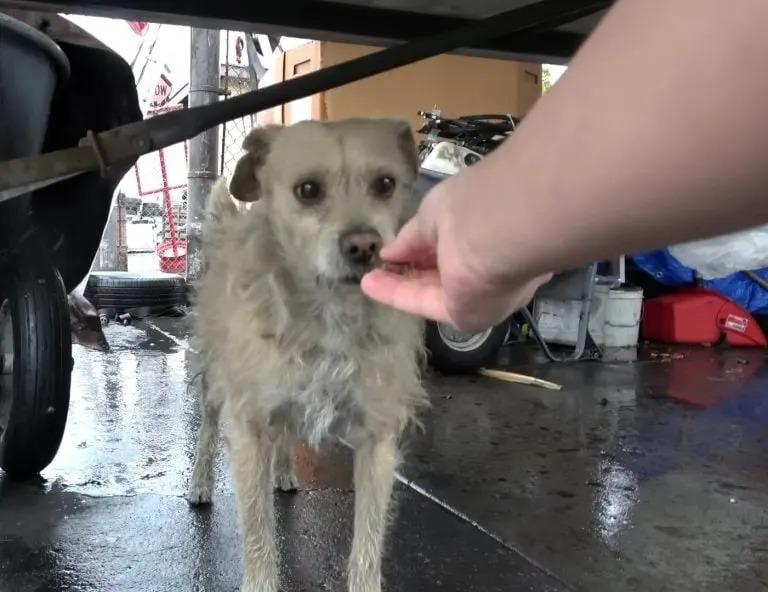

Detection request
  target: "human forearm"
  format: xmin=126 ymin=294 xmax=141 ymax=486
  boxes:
xmin=452 ymin=0 xmax=768 ymax=282
xmin=363 ymin=0 xmax=768 ymax=329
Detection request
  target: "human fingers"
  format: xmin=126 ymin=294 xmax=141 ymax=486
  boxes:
xmin=360 ymin=268 xmax=450 ymax=323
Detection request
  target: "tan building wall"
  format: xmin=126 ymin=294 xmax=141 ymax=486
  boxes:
xmin=258 ymin=41 xmax=542 ymax=132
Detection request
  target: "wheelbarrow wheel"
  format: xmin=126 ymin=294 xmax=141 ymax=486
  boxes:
xmin=0 ymin=262 xmax=72 ymax=477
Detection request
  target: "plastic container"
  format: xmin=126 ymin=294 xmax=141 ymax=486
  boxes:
xmin=642 ymin=288 xmax=767 ymax=347
xmin=534 ymin=284 xmax=610 ymax=346
xmin=535 ymin=285 xmax=643 ymax=347
xmin=603 ymin=286 xmax=643 ymax=347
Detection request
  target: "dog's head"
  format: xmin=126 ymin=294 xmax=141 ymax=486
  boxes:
xmin=229 ymin=119 xmax=418 ymax=287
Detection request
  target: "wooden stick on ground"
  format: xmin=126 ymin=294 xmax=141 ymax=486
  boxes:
xmin=478 ymin=368 xmax=563 ymax=391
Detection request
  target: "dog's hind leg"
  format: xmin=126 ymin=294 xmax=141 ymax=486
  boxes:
xmin=187 ymin=377 xmax=220 ymax=505
xmin=348 ymin=433 xmax=399 ymax=592
xmin=231 ymin=421 xmax=279 ymax=592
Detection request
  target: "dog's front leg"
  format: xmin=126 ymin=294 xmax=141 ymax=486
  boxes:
xmin=187 ymin=380 xmax=220 ymax=505
xmin=273 ymin=430 xmax=298 ymax=492
xmin=348 ymin=434 xmax=398 ymax=592
xmin=230 ymin=422 xmax=279 ymax=592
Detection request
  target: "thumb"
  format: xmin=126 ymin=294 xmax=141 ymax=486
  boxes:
xmin=380 ymin=217 xmax=434 ymax=263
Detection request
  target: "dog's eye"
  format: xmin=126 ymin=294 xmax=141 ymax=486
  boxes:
xmin=370 ymin=175 xmax=396 ymax=199
xmin=294 ymin=181 xmax=324 ymax=204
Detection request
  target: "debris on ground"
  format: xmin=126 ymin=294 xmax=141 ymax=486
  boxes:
xmin=478 ymin=368 xmax=563 ymax=391
xmin=649 ymin=351 xmax=687 ymax=361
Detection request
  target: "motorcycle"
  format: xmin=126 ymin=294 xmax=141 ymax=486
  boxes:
xmin=415 ymin=109 xmax=521 ymax=373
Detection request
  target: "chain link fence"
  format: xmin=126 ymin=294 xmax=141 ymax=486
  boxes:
xmin=219 ymin=30 xmax=258 ymax=180
xmin=118 ymin=29 xmax=260 ymax=273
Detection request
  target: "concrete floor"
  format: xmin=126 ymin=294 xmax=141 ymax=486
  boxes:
xmin=1 ymin=317 xmax=767 ymax=591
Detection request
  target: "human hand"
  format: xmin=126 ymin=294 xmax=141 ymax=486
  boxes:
xmin=362 ymin=182 xmax=551 ymax=332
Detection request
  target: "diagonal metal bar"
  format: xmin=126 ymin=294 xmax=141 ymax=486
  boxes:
xmin=0 ymin=0 xmax=609 ymax=202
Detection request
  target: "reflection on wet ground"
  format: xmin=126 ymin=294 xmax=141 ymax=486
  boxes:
xmin=1 ymin=317 xmax=767 ymax=591
xmin=404 ymin=346 xmax=768 ymax=591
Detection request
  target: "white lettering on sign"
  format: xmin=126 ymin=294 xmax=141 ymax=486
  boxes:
xmin=724 ymin=314 xmax=748 ymax=333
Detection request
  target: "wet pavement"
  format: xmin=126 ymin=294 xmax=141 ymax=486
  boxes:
xmin=1 ymin=317 xmax=767 ymax=591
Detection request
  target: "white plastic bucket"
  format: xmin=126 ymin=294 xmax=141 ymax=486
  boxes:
xmin=534 ymin=284 xmax=610 ymax=346
xmin=604 ymin=287 xmax=643 ymax=347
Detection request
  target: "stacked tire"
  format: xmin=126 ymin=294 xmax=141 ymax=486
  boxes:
xmin=84 ymin=272 xmax=188 ymax=313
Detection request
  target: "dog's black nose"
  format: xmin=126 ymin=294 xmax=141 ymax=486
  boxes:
xmin=339 ymin=227 xmax=383 ymax=265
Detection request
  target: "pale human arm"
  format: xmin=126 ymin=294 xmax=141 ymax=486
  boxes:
xmin=363 ymin=0 xmax=768 ymax=331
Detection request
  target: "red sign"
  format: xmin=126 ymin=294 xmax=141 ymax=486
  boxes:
xmin=151 ymin=73 xmax=173 ymax=108
xmin=127 ymin=21 xmax=149 ymax=36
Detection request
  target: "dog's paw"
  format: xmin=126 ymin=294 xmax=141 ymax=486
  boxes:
xmin=347 ymin=576 xmax=381 ymax=592
xmin=186 ymin=482 xmax=213 ymax=505
xmin=274 ymin=471 xmax=298 ymax=493
xmin=241 ymin=573 xmax=279 ymax=592
xmin=348 ymin=565 xmax=382 ymax=592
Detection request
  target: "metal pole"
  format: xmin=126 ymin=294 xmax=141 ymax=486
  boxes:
xmin=92 ymin=203 xmax=118 ymax=271
xmin=92 ymin=193 xmax=127 ymax=272
xmin=186 ymin=28 xmax=221 ymax=282
xmin=116 ymin=193 xmax=128 ymax=271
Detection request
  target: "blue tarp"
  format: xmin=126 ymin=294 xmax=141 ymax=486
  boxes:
xmin=633 ymin=249 xmax=768 ymax=315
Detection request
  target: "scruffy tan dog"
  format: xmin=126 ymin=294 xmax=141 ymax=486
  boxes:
xmin=187 ymin=119 xmax=427 ymax=592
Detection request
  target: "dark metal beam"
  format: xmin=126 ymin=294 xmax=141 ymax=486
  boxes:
xmin=0 ymin=0 xmax=608 ymax=60
xmin=0 ymin=0 xmax=610 ymax=200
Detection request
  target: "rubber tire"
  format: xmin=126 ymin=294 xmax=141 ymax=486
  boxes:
xmin=426 ymin=321 xmax=508 ymax=374
xmin=0 ymin=263 xmax=72 ymax=477
xmin=84 ymin=272 xmax=187 ymax=310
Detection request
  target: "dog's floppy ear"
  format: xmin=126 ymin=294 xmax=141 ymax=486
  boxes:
xmin=393 ymin=120 xmax=419 ymax=176
xmin=229 ymin=126 xmax=280 ymax=202
xmin=229 ymin=154 xmax=260 ymax=202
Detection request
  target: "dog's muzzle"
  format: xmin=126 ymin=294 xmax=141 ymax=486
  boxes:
xmin=338 ymin=227 xmax=382 ymax=283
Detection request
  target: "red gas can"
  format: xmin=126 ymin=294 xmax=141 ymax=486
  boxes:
xmin=641 ymin=288 xmax=767 ymax=347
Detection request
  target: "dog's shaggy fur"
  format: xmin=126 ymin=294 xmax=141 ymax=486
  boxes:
xmin=187 ymin=119 xmax=428 ymax=592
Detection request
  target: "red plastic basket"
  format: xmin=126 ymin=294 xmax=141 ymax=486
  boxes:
xmin=157 ymin=239 xmax=187 ymax=274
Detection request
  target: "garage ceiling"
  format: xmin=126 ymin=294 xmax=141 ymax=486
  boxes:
xmin=333 ymin=0 xmax=604 ymax=29
xmin=0 ymin=0 xmax=611 ymax=63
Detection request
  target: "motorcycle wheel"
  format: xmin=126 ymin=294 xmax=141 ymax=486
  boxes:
xmin=426 ymin=320 xmax=508 ymax=374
